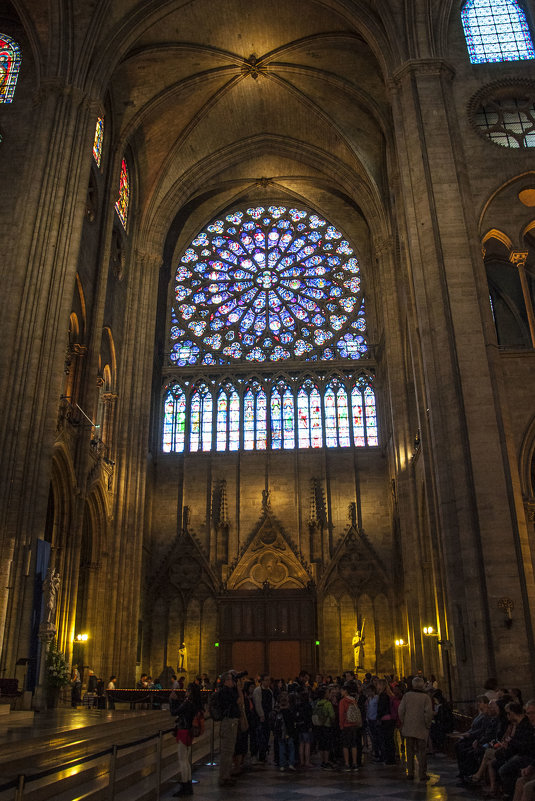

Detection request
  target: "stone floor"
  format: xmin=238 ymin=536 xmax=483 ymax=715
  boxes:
xmin=161 ymin=754 xmax=476 ymax=801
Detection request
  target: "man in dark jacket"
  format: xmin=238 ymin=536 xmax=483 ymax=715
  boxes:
xmin=218 ymin=671 xmax=243 ymax=787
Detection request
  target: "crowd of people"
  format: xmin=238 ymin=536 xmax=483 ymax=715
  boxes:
xmin=170 ymin=668 xmax=457 ymax=797
xmin=454 ymin=679 xmax=535 ymax=801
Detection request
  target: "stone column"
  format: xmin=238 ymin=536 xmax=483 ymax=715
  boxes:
xmin=509 ymin=251 xmax=535 ymax=347
xmin=0 ymin=80 xmax=98 ymax=678
xmin=390 ymin=58 xmax=535 ymax=693
xmin=33 ymin=623 xmax=57 ymax=712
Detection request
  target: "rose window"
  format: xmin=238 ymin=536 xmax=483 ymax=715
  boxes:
xmin=169 ymin=206 xmax=368 ymax=366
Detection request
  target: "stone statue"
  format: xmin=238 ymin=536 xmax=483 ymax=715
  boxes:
xmin=352 ymin=620 xmax=365 ymax=669
xmin=178 ymin=642 xmax=187 ymax=671
xmin=262 ymin=488 xmax=270 ymax=511
xmin=42 ymin=567 xmax=60 ymax=627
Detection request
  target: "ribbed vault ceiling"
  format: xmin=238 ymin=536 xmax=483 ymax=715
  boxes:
xmin=103 ymin=0 xmax=391 ymax=239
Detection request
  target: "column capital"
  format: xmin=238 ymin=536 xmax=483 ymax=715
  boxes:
xmin=101 ymin=392 xmax=119 ymax=405
xmin=509 ymin=250 xmax=529 ymax=268
xmin=32 ymin=78 xmax=94 ymax=111
xmin=391 ymin=58 xmax=455 ymax=87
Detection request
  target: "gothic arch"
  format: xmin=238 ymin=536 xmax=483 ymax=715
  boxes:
xmin=226 ymin=510 xmax=312 ymax=590
xmin=520 ymin=415 xmax=535 ymax=502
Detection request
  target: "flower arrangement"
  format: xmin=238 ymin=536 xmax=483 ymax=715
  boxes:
xmin=46 ymin=640 xmax=70 ymax=687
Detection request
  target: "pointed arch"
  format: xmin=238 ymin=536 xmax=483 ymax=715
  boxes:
xmin=243 ymin=380 xmax=267 ymax=450
xmin=189 ymin=382 xmax=213 ymax=452
xmin=461 ymin=0 xmax=535 ymax=64
xmin=297 ymin=378 xmax=323 ymax=448
xmin=216 ymin=381 xmax=240 ymax=451
xmin=270 ymin=379 xmax=295 ymax=449
xmin=163 ymin=383 xmax=186 ymax=453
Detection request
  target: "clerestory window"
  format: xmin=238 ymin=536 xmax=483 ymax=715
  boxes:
xmin=461 ymin=0 xmax=535 ymax=64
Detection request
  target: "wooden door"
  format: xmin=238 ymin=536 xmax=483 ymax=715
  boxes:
xmin=231 ymin=640 xmax=265 ymax=677
xmin=268 ymin=640 xmax=301 ymax=682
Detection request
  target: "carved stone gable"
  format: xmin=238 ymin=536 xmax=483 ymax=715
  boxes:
xmin=227 ymin=513 xmax=312 ymax=590
xmin=152 ymin=529 xmax=219 ymax=601
xmin=320 ymin=527 xmax=389 ymax=598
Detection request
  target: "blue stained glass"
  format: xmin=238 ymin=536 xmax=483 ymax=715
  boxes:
xmin=170 ymin=206 xmax=368 ymax=364
xmin=325 ymin=387 xmax=337 ymax=447
xmin=190 ymin=384 xmax=212 ymax=452
xmin=271 ymin=389 xmax=282 ymax=449
xmin=364 ymin=386 xmax=378 ymax=446
xmin=283 ymin=388 xmax=295 ymax=448
xmin=461 ymin=0 xmax=535 ymax=63
xmin=216 ymin=391 xmax=228 ymax=451
xmin=229 ymin=391 xmax=240 ymax=450
xmin=244 ymin=389 xmax=255 ymax=450
xmin=162 ymin=386 xmax=186 ymax=453
xmin=337 ymin=386 xmax=351 ymax=447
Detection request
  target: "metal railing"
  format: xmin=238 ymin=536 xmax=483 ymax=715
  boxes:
xmin=0 ymin=718 xmax=220 ymax=801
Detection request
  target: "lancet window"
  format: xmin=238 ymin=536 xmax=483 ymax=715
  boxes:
xmin=189 ymin=383 xmax=212 ymax=452
xmin=216 ymin=383 xmax=240 ymax=452
xmin=115 ymin=158 xmax=130 ymax=229
xmin=93 ymin=117 xmax=104 ymax=166
xmin=162 ymin=374 xmax=378 ymax=453
xmin=461 ymin=0 xmax=535 ymax=63
xmin=0 ymin=34 xmax=21 ymax=103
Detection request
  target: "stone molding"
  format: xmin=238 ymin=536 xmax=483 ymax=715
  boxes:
xmin=391 ymin=58 xmax=455 ymax=87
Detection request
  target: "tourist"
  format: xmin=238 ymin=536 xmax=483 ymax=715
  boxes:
xmin=339 ymin=680 xmax=362 ymax=771
xmin=253 ymin=674 xmax=274 ymax=764
xmin=218 ymin=671 xmax=243 ymax=787
xmin=398 ymin=676 xmax=433 ymax=782
xmin=172 ymin=683 xmax=203 ymax=797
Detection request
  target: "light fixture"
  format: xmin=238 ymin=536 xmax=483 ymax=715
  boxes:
xmin=423 ymin=626 xmax=436 ymax=636
xmin=395 ymin=638 xmax=407 ymax=647
xmin=75 ymin=633 xmax=89 ymax=642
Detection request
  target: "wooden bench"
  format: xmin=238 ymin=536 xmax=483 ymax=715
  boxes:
xmin=445 ymin=711 xmax=474 ymax=758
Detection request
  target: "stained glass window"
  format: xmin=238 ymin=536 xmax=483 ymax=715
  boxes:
xmin=270 ymin=381 xmax=295 ymax=449
xmin=162 ymin=385 xmax=186 ymax=453
xmin=297 ymin=380 xmax=323 ymax=448
xmin=364 ymin=386 xmax=378 ymax=446
xmin=93 ymin=117 xmax=104 ymax=166
xmin=462 ymin=0 xmax=535 ymax=63
xmin=243 ymin=390 xmax=254 ymax=450
xmin=169 ymin=206 xmax=368 ymax=366
xmin=115 ymin=158 xmax=130 ymax=230
xmin=190 ymin=383 xmax=212 ymax=452
xmin=0 ymin=34 xmax=21 ymax=103
xmin=216 ymin=384 xmax=239 ymax=451
xmin=162 ymin=375 xmax=377 ymax=452
xmin=351 ymin=384 xmax=366 ymax=447
xmin=216 ymin=390 xmax=228 ymax=452
xmin=243 ymin=382 xmax=267 ymax=450
xmin=325 ymin=379 xmax=351 ymax=447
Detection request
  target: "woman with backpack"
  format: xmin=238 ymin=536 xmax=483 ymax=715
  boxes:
xmin=172 ymin=683 xmax=204 ymax=796
xmin=339 ymin=681 xmax=363 ymax=771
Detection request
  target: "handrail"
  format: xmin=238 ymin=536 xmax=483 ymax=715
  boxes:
xmin=0 ymin=725 xmax=176 ymax=794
